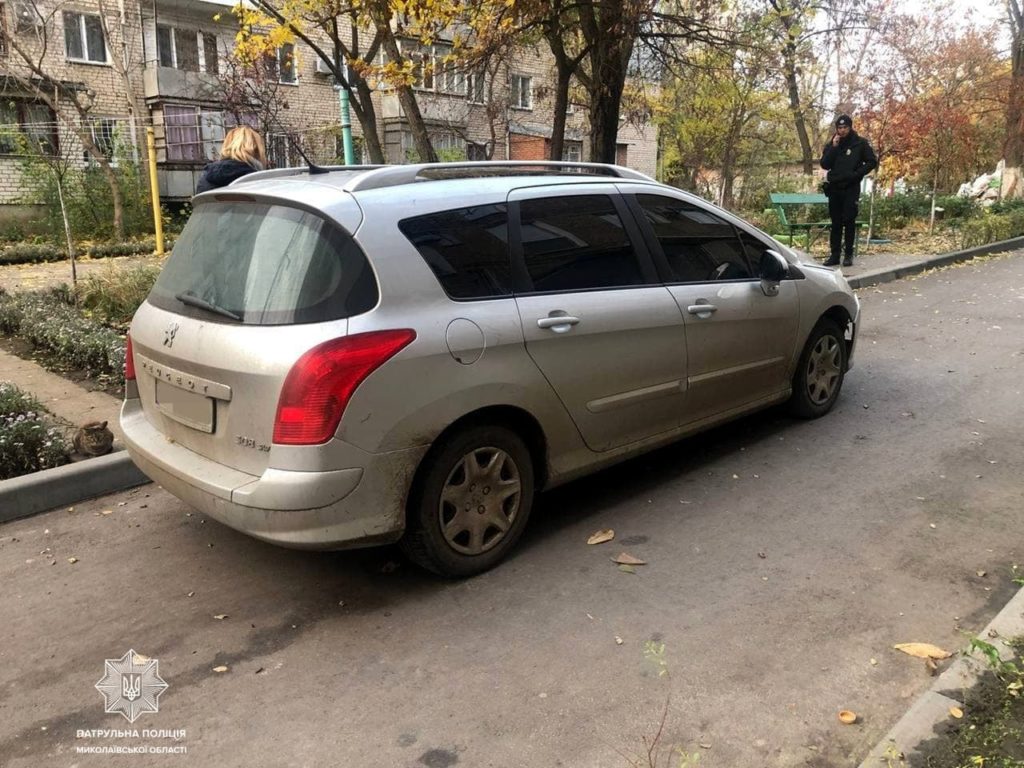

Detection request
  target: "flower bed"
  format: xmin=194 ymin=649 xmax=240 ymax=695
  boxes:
xmin=0 ymin=287 xmax=126 ymax=382
xmin=0 ymin=381 xmax=70 ymax=479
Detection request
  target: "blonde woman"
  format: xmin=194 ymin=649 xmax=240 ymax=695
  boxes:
xmin=196 ymin=126 xmax=267 ymax=193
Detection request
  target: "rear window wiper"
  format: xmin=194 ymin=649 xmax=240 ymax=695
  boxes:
xmin=174 ymin=291 xmax=242 ymax=321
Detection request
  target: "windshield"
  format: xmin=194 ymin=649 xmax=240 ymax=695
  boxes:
xmin=148 ymin=201 xmax=377 ymax=325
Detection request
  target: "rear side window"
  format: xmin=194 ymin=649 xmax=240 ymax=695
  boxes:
xmin=398 ymin=204 xmax=512 ymax=299
xmin=148 ymin=201 xmax=377 ymax=325
xmin=519 ymin=195 xmax=645 ymax=292
xmin=636 ymin=194 xmax=753 ymax=282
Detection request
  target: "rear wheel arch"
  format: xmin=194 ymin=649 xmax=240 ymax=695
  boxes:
xmin=401 ymin=408 xmax=547 ymax=576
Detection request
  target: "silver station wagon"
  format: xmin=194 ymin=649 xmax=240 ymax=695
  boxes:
xmin=121 ymin=162 xmax=859 ymax=576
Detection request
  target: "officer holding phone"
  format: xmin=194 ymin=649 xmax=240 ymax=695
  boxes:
xmin=820 ymin=114 xmax=877 ymax=267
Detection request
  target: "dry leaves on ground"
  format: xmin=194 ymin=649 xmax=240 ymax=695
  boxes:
xmin=612 ymin=552 xmax=646 ymax=565
xmin=894 ymin=642 xmax=953 ymax=659
xmin=587 ymin=529 xmax=615 ymax=545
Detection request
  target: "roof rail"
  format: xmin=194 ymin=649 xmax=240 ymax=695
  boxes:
xmin=237 ymin=165 xmax=385 ymax=184
xmin=342 ymin=161 xmax=655 ymax=192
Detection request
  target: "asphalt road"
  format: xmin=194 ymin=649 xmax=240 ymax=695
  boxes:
xmin=3 ymin=252 xmax=1023 ymax=768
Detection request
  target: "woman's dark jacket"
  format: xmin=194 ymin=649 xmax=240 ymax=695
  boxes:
xmin=820 ymin=131 xmax=878 ymax=195
xmin=195 ymin=158 xmax=258 ymax=194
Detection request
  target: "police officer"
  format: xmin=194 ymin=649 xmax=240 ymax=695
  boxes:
xmin=820 ymin=114 xmax=877 ymax=267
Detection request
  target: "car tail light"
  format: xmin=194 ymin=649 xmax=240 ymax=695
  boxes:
xmin=125 ymin=333 xmax=136 ymax=381
xmin=272 ymin=330 xmax=416 ymax=446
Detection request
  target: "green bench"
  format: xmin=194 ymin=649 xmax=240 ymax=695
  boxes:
xmin=769 ymin=192 xmax=863 ymax=258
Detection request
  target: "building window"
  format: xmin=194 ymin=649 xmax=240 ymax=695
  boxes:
xmin=511 ymin=74 xmax=532 ymax=109
xmin=0 ymin=4 xmax=8 ymax=57
xmin=203 ymin=34 xmax=219 ymax=75
xmin=466 ymin=72 xmax=486 ymax=104
xmin=64 ymin=11 xmax=107 ymax=63
xmin=562 ymin=141 xmax=582 ymax=163
xmin=277 ymin=43 xmax=296 ymax=84
xmin=86 ymin=117 xmax=118 ymax=161
xmin=0 ymin=100 xmax=58 ymax=155
xmin=163 ymin=105 xmax=254 ymax=163
xmin=467 ymin=142 xmax=487 ymax=161
xmin=156 ymin=25 xmax=200 ymax=72
xmin=616 ymin=143 xmax=628 ymax=166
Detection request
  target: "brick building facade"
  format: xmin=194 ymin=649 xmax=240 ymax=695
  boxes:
xmin=0 ymin=0 xmax=659 ymax=208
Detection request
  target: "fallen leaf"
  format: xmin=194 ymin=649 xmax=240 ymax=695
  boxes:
xmin=612 ymin=553 xmax=646 ymax=565
xmin=213 ymin=614 xmax=228 ymax=620
xmin=698 ymin=741 xmax=712 ymax=749
xmin=615 ymin=636 xmax=624 ymax=645
xmin=925 ymin=658 xmax=939 ymax=675
xmin=838 ymin=710 xmax=857 ymax=724
xmin=870 ymin=658 xmax=878 ymax=666
xmin=949 ymin=706 xmax=964 ymax=719
xmin=977 ymin=570 xmax=987 ymax=578
xmin=255 ymin=667 xmax=265 ymax=675
xmin=758 ymin=552 xmax=767 ymax=559
xmin=894 ymin=642 xmax=952 ymax=660
xmin=212 ymin=665 xmax=229 ymax=673
xmin=186 ymin=591 xmax=195 ymax=598
xmin=618 ymin=564 xmax=637 ymax=574
xmin=101 ymin=510 xmax=112 ymax=516
xmin=67 ymin=557 xmax=78 ymax=564
xmin=587 ymin=529 xmax=615 ymax=545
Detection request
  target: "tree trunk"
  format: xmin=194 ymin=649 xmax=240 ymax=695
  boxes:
xmin=579 ymin=0 xmax=635 ymax=163
xmin=783 ymin=52 xmax=814 ymax=175
xmin=349 ymin=79 xmax=385 ymax=163
xmin=547 ymin=55 xmax=572 ymax=161
xmin=376 ymin=29 xmax=437 ymax=163
xmin=55 ymin=177 xmax=76 ymax=286
xmin=80 ymin=131 xmax=124 ymax=239
xmin=1003 ymin=13 xmax=1024 ymax=197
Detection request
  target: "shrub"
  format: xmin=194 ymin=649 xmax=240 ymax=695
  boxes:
xmin=960 ymin=210 xmax=1024 ymax=249
xmin=0 ymin=243 xmax=64 ymax=265
xmin=988 ymin=197 xmax=1024 ymax=215
xmin=935 ymin=195 xmax=980 ymax=220
xmin=870 ymin=192 xmax=933 ymax=230
xmin=85 ymin=238 xmax=172 ymax=259
xmin=0 ymin=381 xmax=69 ymax=479
xmin=76 ymin=264 xmax=160 ymax=328
xmin=0 ymin=288 xmax=126 ymax=379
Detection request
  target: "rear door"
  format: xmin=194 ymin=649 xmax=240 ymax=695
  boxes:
xmin=509 ymin=186 xmax=688 ymax=453
xmin=626 ymin=191 xmax=800 ymax=423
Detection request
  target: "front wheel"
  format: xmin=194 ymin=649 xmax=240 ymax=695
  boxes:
xmin=401 ymin=424 xmax=535 ymax=577
xmin=788 ymin=318 xmax=847 ymax=419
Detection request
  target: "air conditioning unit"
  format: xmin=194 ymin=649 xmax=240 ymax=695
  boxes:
xmin=15 ymin=1 xmax=44 ymax=33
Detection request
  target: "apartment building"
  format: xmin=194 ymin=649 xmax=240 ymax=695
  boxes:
xmin=0 ymin=0 xmax=658 ymax=208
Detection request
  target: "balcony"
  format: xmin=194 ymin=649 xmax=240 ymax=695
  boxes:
xmin=380 ymin=92 xmax=469 ymax=125
xmin=143 ymin=66 xmax=221 ymax=102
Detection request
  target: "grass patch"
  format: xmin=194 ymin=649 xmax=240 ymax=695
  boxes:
xmin=0 ymin=380 xmax=70 ymax=479
xmin=912 ymin=637 xmax=1024 ymax=768
xmin=77 ymin=264 xmax=160 ymax=330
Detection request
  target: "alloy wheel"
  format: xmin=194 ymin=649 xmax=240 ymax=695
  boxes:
xmin=805 ymin=334 xmax=842 ymax=405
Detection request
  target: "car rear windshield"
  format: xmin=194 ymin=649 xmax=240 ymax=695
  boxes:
xmin=148 ymin=201 xmax=378 ymax=325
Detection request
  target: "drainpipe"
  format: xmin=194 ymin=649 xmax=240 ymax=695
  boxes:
xmin=334 ymin=83 xmax=355 ymax=165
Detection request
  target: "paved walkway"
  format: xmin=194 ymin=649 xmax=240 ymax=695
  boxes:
xmin=0 ymin=345 xmax=124 ymax=446
xmin=0 ymin=253 xmax=165 ymax=294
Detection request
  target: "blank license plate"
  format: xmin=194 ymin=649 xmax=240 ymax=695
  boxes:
xmin=155 ymin=379 xmax=215 ymax=433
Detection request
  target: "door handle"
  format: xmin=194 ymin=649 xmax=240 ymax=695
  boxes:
xmin=537 ymin=315 xmax=580 ymax=330
xmin=687 ymin=304 xmax=718 ymax=315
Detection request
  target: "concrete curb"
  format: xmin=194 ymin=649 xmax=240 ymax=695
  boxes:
xmin=846 ymin=236 xmax=1024 ymax=290
xmin=858 ymin=586 xmax=1024 ymax=766
xmin=0 ymin=450 xmax=150 ymax=525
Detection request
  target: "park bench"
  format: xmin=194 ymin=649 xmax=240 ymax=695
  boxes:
xmin=769 ymin=192 xmax=863 ymax=258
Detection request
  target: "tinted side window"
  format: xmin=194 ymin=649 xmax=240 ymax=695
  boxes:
xmin=636 ymin=194 xmax=753 ymax=282
xmin=399 ymin=204 xmax=512 ymax=300
xmin=519 ymin=195 xmax=645 ymax=292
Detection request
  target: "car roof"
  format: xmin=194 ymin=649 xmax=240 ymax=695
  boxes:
xmin=229 ymin=161 xmax=659 ymax=198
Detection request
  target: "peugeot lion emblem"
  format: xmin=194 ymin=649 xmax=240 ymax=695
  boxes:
xmin=163 ymin=321 xmax=179 ymax=348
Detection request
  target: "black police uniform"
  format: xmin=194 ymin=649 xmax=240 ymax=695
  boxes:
xmin=819 ymin=123 xmax=877 ymax=265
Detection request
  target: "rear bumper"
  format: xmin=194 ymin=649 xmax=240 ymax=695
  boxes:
xmin=120 ymin=400 xmax=427 ymax=549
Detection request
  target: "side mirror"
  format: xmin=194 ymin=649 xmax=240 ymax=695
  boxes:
xmin=759 ymin=249 xmax=789 ymax=296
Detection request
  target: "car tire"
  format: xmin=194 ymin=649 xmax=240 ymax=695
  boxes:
xmin=401 ymin=424 xmax=535 ymax=578
xmin=788 ymin=318 xmax=847 ymax=419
